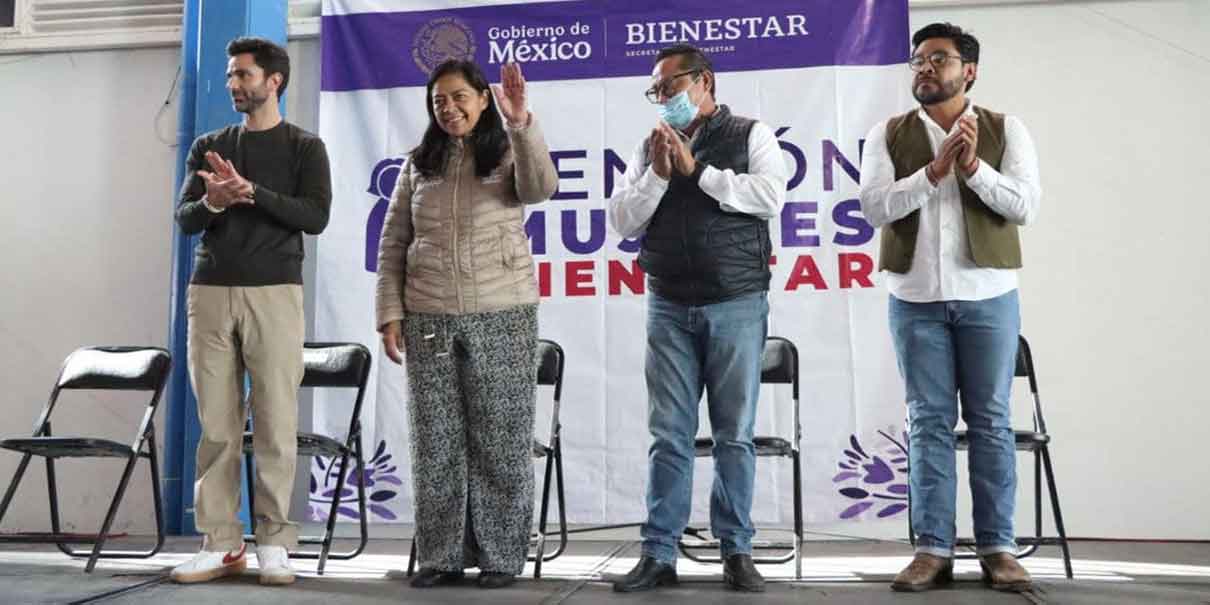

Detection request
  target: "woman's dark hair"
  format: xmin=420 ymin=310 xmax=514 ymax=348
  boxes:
xmin=410 ymin=60 xmax=509 ymax=178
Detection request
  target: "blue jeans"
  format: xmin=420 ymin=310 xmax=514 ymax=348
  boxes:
xmin=889 ymin=290 xmax=1020 ymax=558
xmin=641 ymin=290 xmax=769 ymax=565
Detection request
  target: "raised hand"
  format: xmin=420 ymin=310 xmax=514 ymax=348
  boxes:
xmin=491 ymin=62 xmax=529 ymax=128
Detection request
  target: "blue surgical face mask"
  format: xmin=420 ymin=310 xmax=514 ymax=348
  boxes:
xmin=658 ymin=90 xmax=700 ymax=130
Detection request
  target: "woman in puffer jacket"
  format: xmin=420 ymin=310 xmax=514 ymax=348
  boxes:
xmin=374 ymin=59 xmax=557 ymax=589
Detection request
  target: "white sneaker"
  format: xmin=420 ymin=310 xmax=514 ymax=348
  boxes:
xmin=170 ymin=545 xmax=247 ymax=583
xmin=256 ymin=544 xmax=295 ymax=585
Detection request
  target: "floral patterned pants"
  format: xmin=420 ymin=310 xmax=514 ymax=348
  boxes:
xmin=402 ymin=304 xmax=538 ymax=574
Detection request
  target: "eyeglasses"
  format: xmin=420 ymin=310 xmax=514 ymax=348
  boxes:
xmin=644 ymin=70 xmax=700 ymax=104
xmin=908 ymin=52 xmax=966 ymax=72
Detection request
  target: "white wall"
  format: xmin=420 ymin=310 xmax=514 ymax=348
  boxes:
xmin=0 ymin=0 xmax=1206 ymax=539
xmin=907 ymin=0 xmax=1210 ymax=540
xmin=0 ymin=39 xmax=321 ymax=536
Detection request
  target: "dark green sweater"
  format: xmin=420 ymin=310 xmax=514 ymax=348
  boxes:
xmin=175 ymin=121 xmax=331 ymax=286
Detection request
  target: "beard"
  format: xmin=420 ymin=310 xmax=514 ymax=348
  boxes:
xmin=912 ymin=73 xmax=965 ymax=105
xmin=232 ymin=85 xmax=270 ymax=114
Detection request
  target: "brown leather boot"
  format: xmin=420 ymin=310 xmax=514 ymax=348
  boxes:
xmin=891 ymin=553 xmax=954 ymax=592
xmin=980 ymin=552 xmax=1033 ymax=592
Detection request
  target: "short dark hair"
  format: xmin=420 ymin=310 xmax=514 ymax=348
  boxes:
xmin=411 ymin=60 xmax=509 ymax=179
xmin=226 ymin=36 xmax=291 ymax=96
xmin=655 ymin=44 xmax=715 ymax=96
xmin=911 ymin=22 xmax=979 ymax=91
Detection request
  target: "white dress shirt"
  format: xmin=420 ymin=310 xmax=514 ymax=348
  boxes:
xmin=608 ymin=118 xmax=788 ymax=239
xmin=858 ymin=102 xmax=1041 ymax=303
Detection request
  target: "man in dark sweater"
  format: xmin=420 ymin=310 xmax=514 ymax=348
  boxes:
xmin=608 ymin=45 xmax=787 ymax=593
xmin=170 ymin=37 xmax=331 ymax=586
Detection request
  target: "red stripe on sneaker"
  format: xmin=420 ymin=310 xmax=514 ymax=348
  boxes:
xmin=223 ymin=545 xmax=246 ymax=565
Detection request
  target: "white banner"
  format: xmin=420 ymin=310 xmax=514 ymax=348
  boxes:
xmin=312 ymin=0 xmax=916 ymax=529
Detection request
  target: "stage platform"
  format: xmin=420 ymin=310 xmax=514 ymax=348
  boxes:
xmin=1 ymin=537 xmax=1207 ymax=604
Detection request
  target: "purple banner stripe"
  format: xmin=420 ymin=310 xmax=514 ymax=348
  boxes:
xmin=321 ymin=0 xmax=908 ymax=92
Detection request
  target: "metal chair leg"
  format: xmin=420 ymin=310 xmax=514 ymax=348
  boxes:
xmin=48 ymin=455 xmax=72 ymax=557
xmin=0 ymin=453 xmax=33 ymax=525
xmin=244 ymin=449 xmax=257 ymax=538
xmin=1041 ymin=447 xmax=1073 ymax=579
xmin=147 ymin=431 xmax=166 ymax=556
xmin=532 ymin=454 xmax=554 ymax=579
xmin=552 ymin=441 xmax=569 ymax=560
xmin=84 ymin=453 xmax=140 ymax=572
xmin=317 ymin=451 xmax=351 ymax=575
xmin=792 ymin=449 xmax=804 ymax=580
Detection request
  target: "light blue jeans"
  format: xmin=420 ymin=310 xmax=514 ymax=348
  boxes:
xmin=889 ymin=290 xmax=1020 ymax=557
xmin=640 ymin=291 xmax=769 ymax=564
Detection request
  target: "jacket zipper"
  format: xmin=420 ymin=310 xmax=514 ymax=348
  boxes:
xmin=450 ymin=146 xmax=465 ymax=313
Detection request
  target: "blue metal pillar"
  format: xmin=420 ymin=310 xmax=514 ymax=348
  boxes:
xmin=165 ymin=0 xmax=288 ymax=536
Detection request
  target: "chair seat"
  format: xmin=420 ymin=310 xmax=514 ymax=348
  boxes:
xmin=694 ymin=436 xmax=794 ymax=457
xmin=955 ymin=430 xmax=1050 ymax=450
xmin=242 ymin=432 xmax=348 ymax=458
xmin=0 ymin=437 xmax=134 ymax=458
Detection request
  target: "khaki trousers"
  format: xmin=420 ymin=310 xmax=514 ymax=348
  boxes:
xmin=187 ymin=284 xmax=303 ymax=550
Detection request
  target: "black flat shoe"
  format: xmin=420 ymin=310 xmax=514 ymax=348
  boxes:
xmin=612 ymin=556 xmax=678 ymax=593
xmin=477 ymin=572 xmax=517 ymax=589
xmin=723 ymin=554 xmax=765 ymax=592
xmin=409 ymin=568 xmax=464 ymax=588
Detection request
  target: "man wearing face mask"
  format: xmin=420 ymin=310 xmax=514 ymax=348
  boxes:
xmin=859 ymin=23 xmax=1041 ymax=593
xmin=170 ymin=37 xmax=331 ymax=586
xmin=608 ymin=44 xmax=787 ymax=594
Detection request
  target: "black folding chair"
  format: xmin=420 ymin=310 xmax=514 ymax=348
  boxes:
xmin=679 ymin=336 xmax=804 ymax=579
xmin=0 ymin=346 xmax=171 ymax=573
xmin=406 ymin=338 xmax=568 ymax=579
xmin=242 ymin=342 xmax=372 ymax=575
xmin=907 ymin=334 xmax=1073 ymax=578
xmin=529 ymin=339 xmax=568 ymax=578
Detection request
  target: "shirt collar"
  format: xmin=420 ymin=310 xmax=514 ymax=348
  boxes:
xmin=917 ymin=99 xmax=975 ymax=134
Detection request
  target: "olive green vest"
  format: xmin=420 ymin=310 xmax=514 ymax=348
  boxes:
xmin=877 ymin=106 xmax=1022 ymax=273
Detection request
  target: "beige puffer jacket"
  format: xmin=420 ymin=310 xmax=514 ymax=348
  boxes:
xmin=375 ymin=117 xmax=557 ymax=329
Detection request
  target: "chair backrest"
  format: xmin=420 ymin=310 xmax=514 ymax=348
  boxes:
xmin=301 ymin=343 xmax=372 ymax=389
xmin=759 ymin=336 xmax=801 ymax=445
xmin=56 ymin=346 xmax=172 ymax=391
xmin=536 ymin=339 xmax=564 ymax=393
xmin=761 ymin=337 xmax=799 ymax=399
xmin=295 ymin=342 xmax=372 ymax=447
xmin=1013 ymin=335 xmax=1038 ymax=393
xmin=1013 ymin=335 xmax=1048 ymax=433
xmin=37 ymin=346 xmax=171 ymax=441
xmin=535 ymin=339 xmax=564 ymax=448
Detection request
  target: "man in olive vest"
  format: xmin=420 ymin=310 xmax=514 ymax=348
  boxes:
xmin=859 ymin=23 xmax=1041 ymax=593
xmin=608 ymin=44 xmax=787 ymax=593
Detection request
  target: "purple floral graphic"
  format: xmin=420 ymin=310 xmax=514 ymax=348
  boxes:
xmin=833 ymin=427 xmax=910 ymax=519
xmin=308 ymin=439 xmax=403 ymax=522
